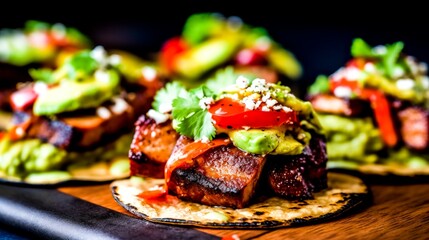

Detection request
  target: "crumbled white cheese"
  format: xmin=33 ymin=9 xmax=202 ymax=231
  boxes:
xmin=90 ymin=46 xmax=107 ymax=63
xmin=15 ymin=127 xmax=24 ymax=137
xmin=396 ymin=78 xmax=415 ymax=90
xmin=344 ymin=67 xmax=364 ymax=81
xmin=33 ymin=82 xmax=49 ymax=95
xmin=200 ymin=136 xmax=210 ymax=143
xmin=283 ymin=106 xmax=293 ymax=112
xmin=147 ymin=109 xmax=169 ymax=124
xmin=364 ymin=62 xmax=376 ymax=73
xmin=141 ymin=66 xmax=157 ymax=81
xmin=273 ymin=105 xmax=283 ymax=110
xmin=242 ymin=96 xmax=257 ymax=110
xmin=392 ymin=66 xmax=405 ymax=79
xmin=261 ymin=106 xmax=270 ymax=111
xmin=236 ymin=75 xmax=250 ymax=89
xmin=265 ymin=98 xmax=278 ymax=108
xmin=96 ymin=107 xmax=111 ymax=119
xmin=109 ymin=54 xmax=121 ymax=66
xmin=247 ymin=78 xmax=268 ymax=93
xmin=333 ymin=86 xmax=353 ymax=98
xmin=199 ymin=97 xmax=214 ymax=110
xmin=110 ymin=97 xmax=129 ymax=114
xmin=94 ymin=70 xmax=111 ymax=83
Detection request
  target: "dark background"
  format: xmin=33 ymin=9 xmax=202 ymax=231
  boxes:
xmin=2 ymin=1 xmax=429 ymax=93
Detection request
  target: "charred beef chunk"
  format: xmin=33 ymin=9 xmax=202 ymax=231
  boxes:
xmin=167 ymin=136 xmax=267 ymax=209
xmin=265 ymin=133 xmax=328 ymax=199
xmin=309 ymin=94 xmax=371 ymax=117
xmin=129 ymin=115 xmax=180 ymax=179
xmin=398 ymin=106 xmax=429 ymax=152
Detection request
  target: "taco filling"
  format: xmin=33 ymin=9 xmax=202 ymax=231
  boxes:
xmin=0 ymin=45 xmax=163 ymax=184
xmin=307 ymin=38 xmax=429 ymax=176
xmin=111 ymin=75 xmax=370 ymax=228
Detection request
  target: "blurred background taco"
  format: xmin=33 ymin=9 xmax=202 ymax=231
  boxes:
xmin=0 ymin=20 xmax=92 ymax=131
xmin=0 ymin=45 xmax=164 ymax=184
xmin=307 ymin=38 xmax=429 ymax=176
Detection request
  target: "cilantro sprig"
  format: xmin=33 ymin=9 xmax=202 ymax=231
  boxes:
xmin=172 ymin=86 xmax=216 ymax=141
xmin=351 ymin=38 xmax=404 ymax=79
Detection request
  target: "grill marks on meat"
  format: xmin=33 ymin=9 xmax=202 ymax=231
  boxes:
xmin=398 ymin=106 xmax=429 ymax=151
xmin=167 ymin=136 xmax=267 ymax=209
xmin=129 ymin=115 xmax=180 ymax=179
xmin=265 ymin=134 xmax=327 ymax=199
xmin=164 ymin=134 xmax=328 ymax=209
xmin=309 ymin=94 xmax=371 ymax=117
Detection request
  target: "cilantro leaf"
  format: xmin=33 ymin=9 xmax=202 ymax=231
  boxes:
xmin=29 ymin=68 xmax=56 ymax=84
xmin=351 ymin=38 xmax=374 ymax=58
xmin=172 ymin=85 xmax=216 ymax=140
xmin=382 ymin=41 xmax=404 ymax=79
xmin=308 ymin=75 xmax=330 ymax=95
xmin=65 ymin=50 xmax=99 ymax=80
xmin=203 ymin=66 xmax=240 ymax=94
xmin=152 ymin=81 xmax=187 ymax=112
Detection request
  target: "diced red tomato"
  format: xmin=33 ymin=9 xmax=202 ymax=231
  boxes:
xmin=208 ymin=97 xmax=297 ymax=129
xmin=10 ymin=86 xmax=38 ymax=111
xmin=159 ymin=37 xmax=189 ymax=73
xmin=234 ymin=48 xmax=266 ymax=66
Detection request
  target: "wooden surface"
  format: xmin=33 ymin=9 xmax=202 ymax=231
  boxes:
xmin=58 ymin=176 xmax=429 ymax=240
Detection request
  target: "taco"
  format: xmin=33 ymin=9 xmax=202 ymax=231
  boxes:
xmin=111 ymin=75 xmax=370 ymax=228
xmin=158 ymin=12 xmax=302 ymax=86
xmin=0 ymin=45 xmax=164 ymax=185
xmin=0 ymin=20 xmax=93 ymax=131
xmin=307 ymin=38 xmax=429 ymax=177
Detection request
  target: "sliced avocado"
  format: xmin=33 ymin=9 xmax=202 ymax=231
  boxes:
xmin=174 ymin=35 xmax=241 ymax=80
xmin=229 ymin=128 xmax=305 ymax=155
xmin=33 ymin=69 xmax=120 ymax=116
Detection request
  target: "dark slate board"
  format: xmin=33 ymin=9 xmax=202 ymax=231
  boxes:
xmin=0 ymin=184 xmax=220 ymax=240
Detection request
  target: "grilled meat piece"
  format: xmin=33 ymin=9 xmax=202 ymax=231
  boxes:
xmin=167 ymin=136 xmax=267 ymax=209
xmin=265 ymin=134 xmax=328 ymax=199
xmin=10 ymin=90 xmax=154 ymax=151
xmin=129 ymin=116 xmax=180 ymax=179
xmin=398 ymin=106 xmax=429 ymax=152
xmin=309 ymin=94 xmax=371 ymax=117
